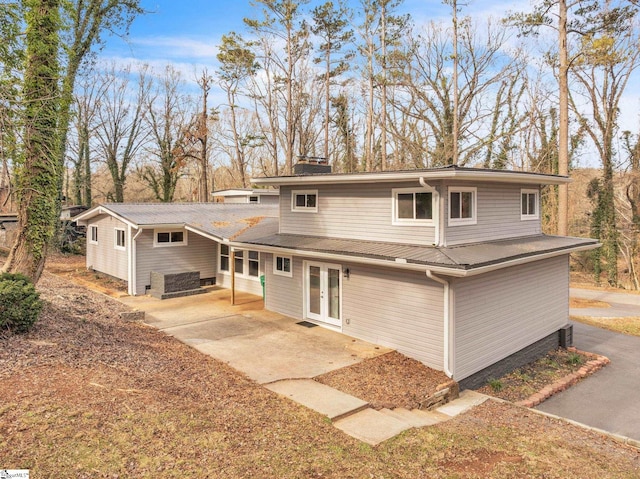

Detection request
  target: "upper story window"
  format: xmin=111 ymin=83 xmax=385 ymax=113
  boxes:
xmin=291 ymin=190 xmax=318 ymax=212
xmin=114 ymin=228 xmax=126 ymax=250
xmin=392 ymin=188 xmax=435 ymax=225
xmin=274 ymin=255 xmax=293 ymax=277
xmin=89 ymin=225 xmax=98 ymax=244
xmin=521 ymin=189 xmax=539 ymax=220
xmin=448 ymin=187 xmax=477 ymax=226
xmin=154 ymin=229 xmax=187 ymax=247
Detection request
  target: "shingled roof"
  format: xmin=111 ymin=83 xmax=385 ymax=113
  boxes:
xmin=75 ymin=203 xmax=279 ymax=241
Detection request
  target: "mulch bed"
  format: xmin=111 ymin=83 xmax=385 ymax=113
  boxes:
xmin=315 ymin=351 xmax=453 ymax=410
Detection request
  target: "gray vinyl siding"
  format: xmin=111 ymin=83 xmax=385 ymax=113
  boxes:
xmin=85 ymin=214 xmax=128 ymax=281
xmin=452 ymin=255 xmax=569 ymax=380
xmin=444 ymin=183 xmax=541 ymax=245
xmin=134 ymin=229 xmax=217 ymax=294
xmin=223 ymin=195 xmax=279 ymax=205
xmin=342 ymin=265 xmax=445 ymax=370
xmin=264 ymin=254 xmax=304 ymax=319
xmin=279 ymin=183 xmax=437 ymax=245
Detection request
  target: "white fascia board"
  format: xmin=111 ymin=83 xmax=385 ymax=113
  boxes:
xmin=459 ymin=242 xmax=601 ymax=277
xmin=251 ymin=170 xmax=571 ymax=187
xmin=228 ymin=240 xmax=600 ymax=278
xmin=73 ymin=205 xmax=139 ymax=229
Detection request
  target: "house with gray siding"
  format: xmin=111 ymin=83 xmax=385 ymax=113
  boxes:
xmin=245 ymin=165 xmax=599 ymax=387
xmin=212 ymin=188 xmax=280 ymax=205
xmin=75 ymin=166 xmax=599 ymax=388
xmin=75 ymin=203 xmax=278 ymax=297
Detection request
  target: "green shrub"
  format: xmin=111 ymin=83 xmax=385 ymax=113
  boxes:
xmin=0 ymin=272 xmax=43 ymax=334
xmin=566 ymin=352 xmax=585 ymax=366
xmin=488 ymin=378 xmax=504 ymax=392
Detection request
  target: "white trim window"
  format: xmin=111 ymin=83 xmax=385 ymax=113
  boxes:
xmin=249 ymin=195 xmax=259 ymax=203
xmin=89 ymin=225 xmax=98 ymax=244
xmin=521 ymin=189 xmax=539 ymax=220
xmin=392 ymin=188 xmax=435 ymax=225
xmin=291 ymin=189 xmax=318 ymax=212
xmin=274 ymin=255 xmax=293 ymax=277
xmin=154 ymin=229 xmax=187 ymax=247
xmin=448 ymin=187 xmax=477 ymax=226
xmin=114 ymin=228 xmax=126 ymax=250
xmin=220 ymin=244 xmax=230 ymax=272
xmin=248 ymin=251 xmax=260 ymax=277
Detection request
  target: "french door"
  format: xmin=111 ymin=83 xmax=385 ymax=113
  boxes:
xmin=305 ymin=262 xmax=342 ymax=327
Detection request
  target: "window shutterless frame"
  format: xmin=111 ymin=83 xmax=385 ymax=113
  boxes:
xmin=291 ymin=189 xmax=318 ymax=212
xmin=448 ymin=187 xmax=477 ymax=226
xmin=114 ymin=228 xmax=126 ymax=250
xmin=153 ymin=229 xmax=188 ymax=247
xmin=392 ymin=187 xmax=436 ymax=225
xmin=521 ymin=189 xmax=539 ymax=220
xmin=89 ymin=225 xmax=98 ymax=244
xmin=274 ymin=255 xmax=293 ymax=277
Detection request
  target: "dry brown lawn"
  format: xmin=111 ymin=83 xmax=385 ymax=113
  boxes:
xmin=0 ymin=257 xmax=639 ymax=478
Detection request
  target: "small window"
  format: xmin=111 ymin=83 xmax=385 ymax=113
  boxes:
xmin=154 ymin=229 xmax=186 ymax=247
xmin=89 ymin=225 xmax=98 ymax=244
xmin=249 ymin=195 xmax=259 ymax=203
xmin=115 ymin=228 xmax=126 ymax=250
xmin=234 ymin=250 xmax=244 ymax=275
xmin=521 ymin=189 xmax=539 ymax=220
xmin=291 ymin=190 xmax=318 ymax=212
xmin=220 ymin=244 xmax=230 ymax=272
xmin=393 ymin=188 xmax=434 ymax=224
xmin=274 ymin=255 xmax=293 ymax=277
xmin=448 ymin=187 xmax=477 ymax=226
xmin=248 ymin=251 xmax=260 ymax=277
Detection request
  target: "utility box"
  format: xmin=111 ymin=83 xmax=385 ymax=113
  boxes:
xmin=559 ymin=324 xmax=573 ymax=348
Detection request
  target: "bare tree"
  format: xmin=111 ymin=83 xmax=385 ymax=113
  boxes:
xmin=139 ymin=65 xmax=193 ymax=203
xmin=94 ymin=64 xmax=150 ymax=203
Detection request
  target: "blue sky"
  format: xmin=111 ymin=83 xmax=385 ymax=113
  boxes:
xmin=103 ymin=0 xmax=509 ymax=71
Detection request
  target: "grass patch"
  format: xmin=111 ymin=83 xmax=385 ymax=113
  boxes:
xmin=476 ymin=349 xmax=591 ymax=402
xmin=571 ymin=315 xmax=640 ymax=337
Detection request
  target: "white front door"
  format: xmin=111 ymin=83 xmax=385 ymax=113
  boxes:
xmin=305 ymin=262 xmax=342 ymax=327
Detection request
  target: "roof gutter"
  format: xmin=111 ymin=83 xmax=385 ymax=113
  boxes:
xmin=419 ymin=177 xmax=444 ymax=247
xmin=427 ymin=270 xmax=453 ymax=378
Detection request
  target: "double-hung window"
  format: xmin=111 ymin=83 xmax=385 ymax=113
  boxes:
xmin=393 ymin=188 xmax=435 ymax=225
xmin=448 ymin=187 xmax=477 ymax=226
xmin=291 ymin=190 xmax=318 ymax=212
xmin=220 ymin=244 xmax=230 ymax=272
xmin=114 ymin=228 xmax=126 ymax=250
xmin=521 ymin=189 xmax=539 ymax=220
xmin=89 ymin=225 xmax=98 ymax=244
xmin=220 ymin=245 xmax=260 ymax=278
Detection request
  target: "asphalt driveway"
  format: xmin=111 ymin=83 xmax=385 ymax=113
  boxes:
xmin=537 ymin=320 xmax=640 ymax=441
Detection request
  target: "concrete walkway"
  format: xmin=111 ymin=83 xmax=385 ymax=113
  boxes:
xmin=120 ymin=288 xmax=488 ymax=445
xmin=537 ymin=288 xmax=640 ymax=441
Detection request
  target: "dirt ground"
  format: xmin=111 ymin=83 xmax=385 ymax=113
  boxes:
xmin=0 ymin=257 xmax=639 ymax=477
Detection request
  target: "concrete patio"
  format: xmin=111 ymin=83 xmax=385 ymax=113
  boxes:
xmin=118 ymin=287 xmax=488 ymax=445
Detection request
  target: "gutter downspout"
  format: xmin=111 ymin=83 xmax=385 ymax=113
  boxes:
xmin=419 ymin=177 xmax=443 ymax=246
xmin=130 ymin=227 xmax=144 ymax=296
xmin=427 ymin=270 xmax=453 ymax=378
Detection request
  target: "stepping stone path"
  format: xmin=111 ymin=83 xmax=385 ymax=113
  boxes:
xmin=266 ymin=378 xmax=490 ymax=445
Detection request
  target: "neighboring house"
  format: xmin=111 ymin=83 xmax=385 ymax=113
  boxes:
xmin=212 ymin=188 xmax=280 ymax=206
xmin=74 ymin=203 xmax=278 ymax=297
xmin=75 ymin=166 xmax=600 ymax=388
xmin=245 ymin=165 xmax=599 ymax=388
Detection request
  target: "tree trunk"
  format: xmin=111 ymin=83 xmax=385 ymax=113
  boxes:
xmin=558 ymin=0 xmax=569 ymax=235
xmin=3 ymin=0 xmax=61 ymax=281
